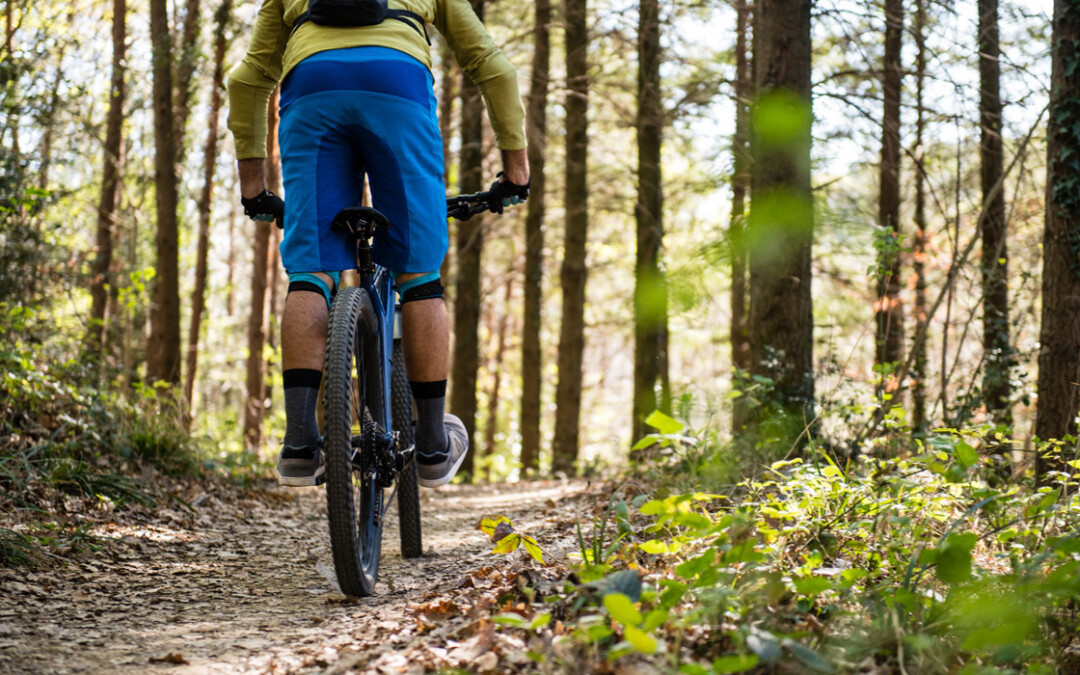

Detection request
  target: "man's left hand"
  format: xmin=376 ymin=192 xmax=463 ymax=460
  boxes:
xmin=241 ymin=190 xmax=285 ymax=227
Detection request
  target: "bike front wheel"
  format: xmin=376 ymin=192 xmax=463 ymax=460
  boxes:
xmin=324 ymin=286 xmax=385 ymax=597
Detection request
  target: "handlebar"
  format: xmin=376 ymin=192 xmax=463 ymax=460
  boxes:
xmin=446 ymin=191 xmax=494 ymax=221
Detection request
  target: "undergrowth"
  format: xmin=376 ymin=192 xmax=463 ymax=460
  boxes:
xmin=0 ymin=307 xmax=210 ymax=567
xmin=490 ymin=413 xmax=1080 ymax=674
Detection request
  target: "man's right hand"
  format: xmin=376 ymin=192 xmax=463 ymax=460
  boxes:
xmin=241 ymin=190 xmax=285 ymax=227
xmin=486 ymin=174 xmax=530 ymax=214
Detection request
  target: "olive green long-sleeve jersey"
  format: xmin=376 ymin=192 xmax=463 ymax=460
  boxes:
xmin=227 ymin=0 xmax=526 ymax=159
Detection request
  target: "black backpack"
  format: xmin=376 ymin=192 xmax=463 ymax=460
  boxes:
xmin=291 ymin=0 xmax=429 ymax=43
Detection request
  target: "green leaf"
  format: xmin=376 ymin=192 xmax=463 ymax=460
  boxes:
xmin=624 ymin=625 xmax=658 ymax=653
xmin=936 ymin=532 xmax=977 ymax=583
xmin=520 ymin=534 xmax=544 ymax=563
xmin=632 ymin=434 xmax=663 ymax=451
xmin=492 ymin=613 xmax=528 ymax=628
xmin=793 ymin=577 xmax=832 ymax=596
xmin=645 ymin=410 xmax=685 ymax=435
xmin=529 ymin=612 xmax=552 ymax=630
xmin=638 ymin=539 xmax=670 ymax=554
xmin=955 ymin=441 xmax=978 ymax=469
xmin=712 ymin=654 xmax=760 ymax=673
xmin=672 ymin=511 xmax=712 ymax=530
xmin=603 ymin=592 xmax=643 ymax=626
xmin=638 ymin=499 xmax=669 ymax=515
xmin=675 ymin=549 xmax=715 ymax=579
xmin=643 ymin=608 xmax=668 ymax=631
xmin=658 ymin=580 xmax=687 ymax=609
xmin=493 ymin=533 xmax=522 ymax=555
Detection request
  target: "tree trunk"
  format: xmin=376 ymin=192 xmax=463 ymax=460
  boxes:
xmin=483 ymin=272 xmax=515 ymax=479
xmin=874 ymin=0 xmax=904 ymax=393
xmin=243 ymin=90 xmax=280 ymax=451
xmin=552 ymin=0 xmax=589 ymax=475
xmin=87 ymin=0 xmax=126 ymax=361
xmin=911 ymin=0 xmax=928 ymax=434
xmin=184 ymin=0 xmax=231 ymax=416
xmin=520 ymin=0 xmax=550 ymax=477
xmin=730 ymin=0 xmax=752 ymax=432
xmin=227 ymin=171 xmax=237 ymax=317
xmin=1035 ymin=0 xmax=1080 ymax=475
xmin=173 ymin=0 xmax=201 ymax=158
xmin=147 ymin=0 xmax=182 ymax=385
xmin=631 ymin=0 xmax=669 ymax=446
xmin=450 ymin=0 xmax=486 ymax=482
xmin=747 ymin=0 xmax=814 ymax=432
xmin=979 ymin=0 xmax=1011 ymax=427
xmin=37 ymin=11 xmax=72 ymax=195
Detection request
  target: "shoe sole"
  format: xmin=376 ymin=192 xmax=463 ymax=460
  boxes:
xmin=417 ymin=446 xmax=468 ymax=488
xmin=278 ymin=465 xmax=326 ymax=487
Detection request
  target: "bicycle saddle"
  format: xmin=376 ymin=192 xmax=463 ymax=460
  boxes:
xmin=331 ymin=207 xmax=391 ymax=239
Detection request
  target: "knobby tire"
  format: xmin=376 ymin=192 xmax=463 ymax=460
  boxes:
xmin=391 ymin=342 xmax=423 ymax=558
xmin=324 ymin=287 xmax=385 ymax=597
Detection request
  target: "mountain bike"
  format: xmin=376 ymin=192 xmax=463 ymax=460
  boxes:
xmin=322 ymin=189 xmax=504 ymax=597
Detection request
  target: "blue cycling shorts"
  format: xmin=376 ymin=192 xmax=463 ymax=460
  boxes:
xmin=278 ymin=46 xmax=447 ymax=275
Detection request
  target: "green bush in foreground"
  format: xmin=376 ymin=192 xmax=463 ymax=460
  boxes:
xmin=495 ymin=415 xmax=1080 ymax=674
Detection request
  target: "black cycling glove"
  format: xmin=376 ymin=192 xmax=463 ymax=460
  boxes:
xmin=486 ymin=172 xmax=530 ymax=214
xmin=241 ymin=190 xmax=285 ymax=228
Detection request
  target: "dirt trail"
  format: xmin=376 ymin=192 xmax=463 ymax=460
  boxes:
xmin=0 ymin=480 xmax=589 ymax=674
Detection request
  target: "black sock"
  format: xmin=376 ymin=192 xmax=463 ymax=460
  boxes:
xmin=283 ymin=369 xmax=322 ymax=450
xmin=410 ymin=380 xmax=448 ymax=461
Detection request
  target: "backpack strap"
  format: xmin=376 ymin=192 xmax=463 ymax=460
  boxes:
xmin=289 ymin=8 xmax=430 ymax=45
xmin=387 ymin=9 xmax=431 ymax=45
xmin=290 ymin=10 xmax=311 ymax=36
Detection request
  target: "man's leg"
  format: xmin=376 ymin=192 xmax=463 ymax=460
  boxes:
xmin=398 ymin=272 xmax=449 ymax=454
xmin=397 ymin=271 xmax=468 ymax=487
xmin=277 ymin=272 xmax=334 ymax=486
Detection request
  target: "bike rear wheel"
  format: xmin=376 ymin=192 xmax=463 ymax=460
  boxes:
xmin=324 ymin=286 xmax=385 ymax=597
xmin=391 ymin=342 xmax=423 ymax=558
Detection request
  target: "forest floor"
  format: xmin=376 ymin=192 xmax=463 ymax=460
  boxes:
xmin=0 ymin=477 xmax=595 ymax=674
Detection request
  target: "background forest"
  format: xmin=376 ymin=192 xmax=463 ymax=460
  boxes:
xmin=0 ymin=0 xmax=1070 ymax=474
xmin=5 ymin=0 xmax=1080 ymax=671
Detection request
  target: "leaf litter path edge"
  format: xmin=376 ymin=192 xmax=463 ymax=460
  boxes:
xmin=0 ymin=479 xmax=590 ymax=674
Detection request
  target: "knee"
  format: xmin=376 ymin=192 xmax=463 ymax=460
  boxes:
xmin=395 ymin=271 xmax=444 ymax=304
xmin=287 ymin=271 xmax=340 ymax=307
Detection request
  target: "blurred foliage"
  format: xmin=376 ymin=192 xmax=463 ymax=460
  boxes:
xmin=489 ymin=412 xmax=1080 ymax=673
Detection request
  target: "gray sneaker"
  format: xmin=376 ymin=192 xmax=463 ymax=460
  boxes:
xmin=277 ymin=445 xmax=326 ymax=487
xmin=416 ymin=414 xmax=469 ymax=488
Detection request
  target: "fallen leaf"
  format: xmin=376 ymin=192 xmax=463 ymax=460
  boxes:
xmin=149 ymin=653 xmax=188 ymax=665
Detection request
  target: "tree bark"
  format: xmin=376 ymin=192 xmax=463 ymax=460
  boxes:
xmin=631 ymin=0 xmax=669 ymax=446
xmin=243 ymin=90 xmax=280 ymax=451
xmin=184 ymin=0 xmax=232 ymax=416
xmin=450 ymin=0 xmax=486 ymax=482
xmin=747 ymin=0 xmax=814 ymax=431
xmin=911 ymin=0 xmax=929 ymax=434
xmin=730 ymin=0 xmax=752 ymax=433
xmin=874 ymin=0 xmax=904 ymax=392
xmin=87 ymin=0 xmax=126 ymax=361
xmin=147 ymin=0 xmax=182 ymax=385
xmin=174 ymin=0 xmax=202 ymax=158
xmin=552 ymin=0 xmax=589 ymax=475
xmin=978 ymin=0 xmax=1011 ymax=427
xmin=1035 ymin=0 xmax=1080 ymax=474
xmin=520 ymin=0 xmax=550 ymax=476
xmin=483 ymin=272 xmax=515 ymax=479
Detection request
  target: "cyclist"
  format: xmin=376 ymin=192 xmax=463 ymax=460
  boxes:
xmin=227 ymin=0 xmax=530 ymax=488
